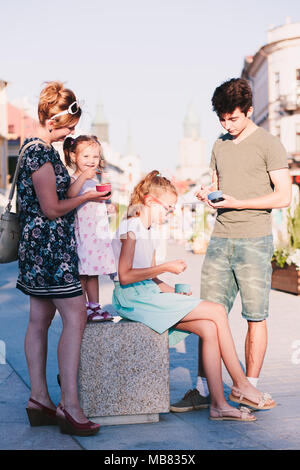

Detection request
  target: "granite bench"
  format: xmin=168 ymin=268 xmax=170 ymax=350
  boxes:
xmin=78 ymin=316 xmax=170 ymax=425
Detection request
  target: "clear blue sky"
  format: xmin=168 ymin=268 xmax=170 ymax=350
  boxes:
xmin=1 ymin=0 xmax=300 ymax=174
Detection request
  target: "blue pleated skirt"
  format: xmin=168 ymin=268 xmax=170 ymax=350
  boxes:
xmin=112 ymin=279 xmax=202 ymax=346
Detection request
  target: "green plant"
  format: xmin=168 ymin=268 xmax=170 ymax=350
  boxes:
xmin=272 ymin=200 xmax=300 ymax=268
xmin=272 ymin=248 xmax=290 ymax=268
xmin=109 ymin=203 xmax=127 ymax=233
xmin=189 ymin=207 xmax=211 ymax=242
xmin=287 ymin=202 xmax=300 ymax=250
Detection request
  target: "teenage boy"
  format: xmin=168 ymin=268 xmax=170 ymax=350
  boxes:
xmin=171 ymin=78 xmax=291 ymax=412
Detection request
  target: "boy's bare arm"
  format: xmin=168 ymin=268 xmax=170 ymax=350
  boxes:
xmin=210 ymin=168 xmax=292 ymax=210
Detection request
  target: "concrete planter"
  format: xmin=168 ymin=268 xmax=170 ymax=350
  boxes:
xmin=271 ymin=261 xmax=300 ymax=295
xmin=78 ymin=318 xmax=170 ymax=425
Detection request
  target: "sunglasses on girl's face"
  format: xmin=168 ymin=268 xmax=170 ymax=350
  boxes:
xmin=146 ymin=195 xmax=176 ymax=215
xmin=50 ymin=100 xmax=81 ymax=121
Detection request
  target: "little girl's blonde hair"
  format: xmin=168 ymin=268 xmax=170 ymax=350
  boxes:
xmin=127 ymin=170 xmax=177 ymax=218
xmin=63 ymin=135 xmax=105 ymax=171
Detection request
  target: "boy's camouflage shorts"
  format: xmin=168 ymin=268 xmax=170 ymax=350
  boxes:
xmin=201 ymin=235 xmax=274 ymax=321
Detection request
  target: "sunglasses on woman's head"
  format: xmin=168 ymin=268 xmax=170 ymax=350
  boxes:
xmin=50 ymin=100 xmax=82 ymax=121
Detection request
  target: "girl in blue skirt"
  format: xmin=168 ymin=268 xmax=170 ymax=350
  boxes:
xmin=112 ymin=171 xmax=275 ymax=421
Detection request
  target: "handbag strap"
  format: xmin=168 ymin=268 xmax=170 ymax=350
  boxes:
xmin=6 ymin=139 xmax=49 ymax=212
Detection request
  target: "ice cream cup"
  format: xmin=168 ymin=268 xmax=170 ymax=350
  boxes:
xmin=175 ymin=283 xmax=191 ymax=294
xmin=207 ymin=190 xmax=224 ymax=203
xmin=96 ymin=182 xmax=111 ymax=193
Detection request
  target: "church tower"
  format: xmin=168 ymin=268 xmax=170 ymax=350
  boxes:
xmin=119 ymin=123 xmax=142 ymax=193
xmin=92 ymin=98 xmax=109 ymax=143
xmin=176 ymin=101 xmax=207 ymax=183
xmin=183 ymin=101 xmax=201 ymax=140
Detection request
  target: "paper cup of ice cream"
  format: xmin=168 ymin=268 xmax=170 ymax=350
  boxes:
xmin=96 ymin=182 xmax=111 ymax=194
xmin=175 ymin=283 xmax=191 ymax=294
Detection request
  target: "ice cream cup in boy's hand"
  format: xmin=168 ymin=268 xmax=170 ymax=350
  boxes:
xmin=207 ymin=190 xmax=224 ymax=204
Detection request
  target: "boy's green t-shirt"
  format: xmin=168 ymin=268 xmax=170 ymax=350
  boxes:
xmin=210 ymin=127 xmax=289 ymax=238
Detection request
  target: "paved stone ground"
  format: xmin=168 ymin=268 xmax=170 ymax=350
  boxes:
xmin=0 ymin=240 xmax=300 ymax=450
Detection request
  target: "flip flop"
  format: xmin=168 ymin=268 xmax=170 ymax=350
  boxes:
xmin=229 ymin=386 xmax=276 ymax=410
xmin=210 ymin=406 xmax=256 ymax=421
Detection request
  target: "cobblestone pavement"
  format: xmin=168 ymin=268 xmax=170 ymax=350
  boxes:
xmin=0 ymin=240 xmax=299 ymax=450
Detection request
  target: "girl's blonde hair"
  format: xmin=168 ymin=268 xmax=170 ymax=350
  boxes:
xmin=63 ymin=135 xmax=105 ymax=171
xmin=38 ymin=81 xmax=82 ymax=128
xmin=127 ymin=170 xmax=177 ymax=218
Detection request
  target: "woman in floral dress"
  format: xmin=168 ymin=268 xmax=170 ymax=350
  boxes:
xmin=16 ymin=81 xmax=110 ymax=436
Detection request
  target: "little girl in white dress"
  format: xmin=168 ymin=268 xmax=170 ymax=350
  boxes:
xmin=64 ymin=135 xmax=116 ymax=321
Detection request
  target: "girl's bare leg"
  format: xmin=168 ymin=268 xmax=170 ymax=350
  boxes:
xmin=177 ymin=301 xmax=271 ymax=404
xmin=85 ymin=275 xmax=99 ymax=304
xmin=25 ymin=297 xmax=57 ymax=410
xmin=53 ymin=295 xmax=89 ymax=423
xmin=175 ymin=318 xmax=254 ymax=417
xmin=176 ymin=320 xmax=227 ymax=408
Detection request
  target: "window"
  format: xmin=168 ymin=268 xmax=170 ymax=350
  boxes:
xmin=8 ymin=124 xmax=15 ymax=133
xmin=296 ymin=123 xmax=300 ymax=153
xmin=274 ymin=72 xmax=280 ymax=98
xmin=296 ymin=69 xmax=300 ymax=88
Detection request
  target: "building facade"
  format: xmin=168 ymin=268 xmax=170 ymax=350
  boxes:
xmin=242 ymin=18 xmax=300 ymax=245
xmin=242 ymin=18 xmax=300 ymax=164
xmin=7 ymin=101 xmax=38 ymax=184
xmin=0 ymin=79 xmax=8 ymax=191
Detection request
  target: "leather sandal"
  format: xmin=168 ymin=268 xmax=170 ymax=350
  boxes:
xmin=229 ymin=386 xmax=276 ymax=410
xmin=56 ymin=403 xmax=100 ymax=436
xmin=26 ymin=398 xmax=57 ymax=426
xmin=210 ymin=406 xmax=256 ymax=421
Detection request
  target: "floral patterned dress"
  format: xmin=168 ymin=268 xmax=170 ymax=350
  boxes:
xmin=16 ymin=138 xmax=82 ymax=298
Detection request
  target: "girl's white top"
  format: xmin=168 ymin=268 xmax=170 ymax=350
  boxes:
xmin=112 ymin=216 xmax=160 ymax=281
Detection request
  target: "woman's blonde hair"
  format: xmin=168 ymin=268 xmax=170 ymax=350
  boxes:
xmin=127 ymin=170 xmax=177 ymax=218
xmin=38 ymin=81 xmax=82 ymax=128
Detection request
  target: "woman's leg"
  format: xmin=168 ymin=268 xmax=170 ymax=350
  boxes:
xmin=53 ymin=294 xmax=89 ymax=423
xmin=25 ymin=297 xmax=56 ymax=409
xmin=79 ymin=276 xmax=88 ymax=302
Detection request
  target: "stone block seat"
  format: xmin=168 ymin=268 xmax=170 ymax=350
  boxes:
xmin=78 ymin=315 xmax=170 ymax=425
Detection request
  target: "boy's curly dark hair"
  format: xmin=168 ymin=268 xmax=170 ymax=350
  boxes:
xmin=211 ymin=78 xmax=253 ymax=117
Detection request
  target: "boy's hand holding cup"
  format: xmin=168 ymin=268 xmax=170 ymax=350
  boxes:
xmin=195 ymin=182 xmax=216 ymax=203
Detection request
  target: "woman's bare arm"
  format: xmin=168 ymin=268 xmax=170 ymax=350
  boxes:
xmin=32 ymin=162 xmax=110 ymax=220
